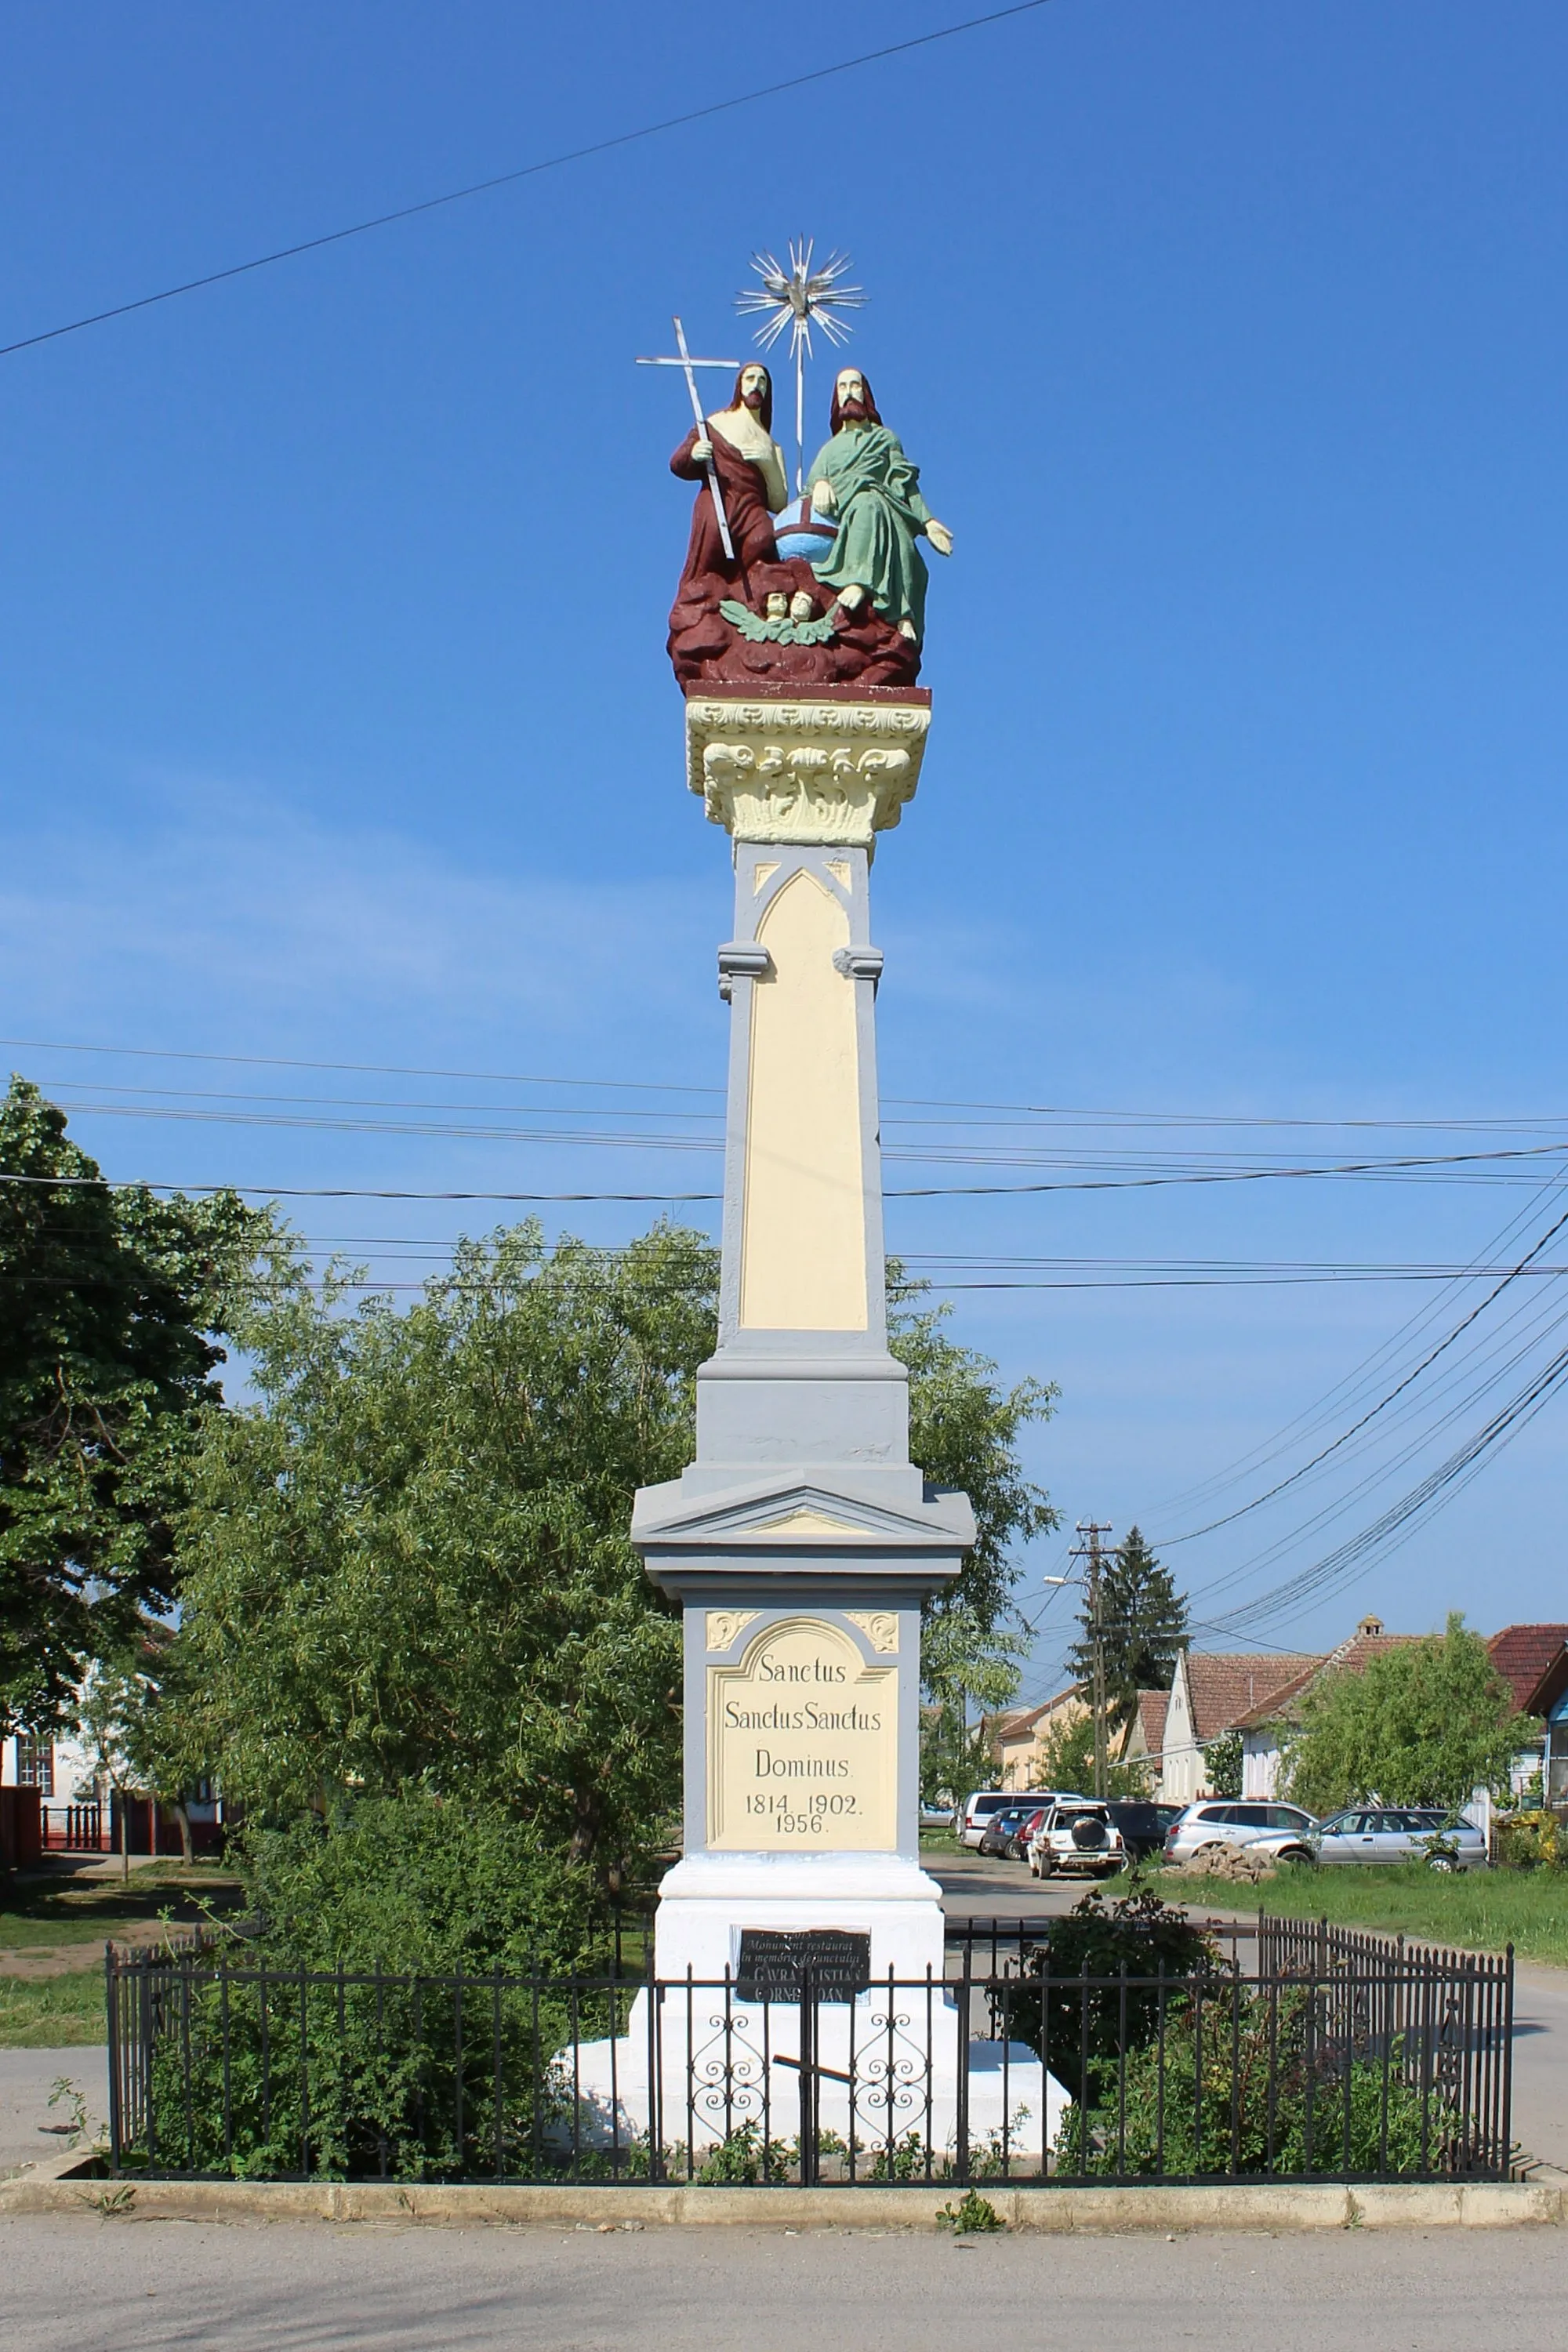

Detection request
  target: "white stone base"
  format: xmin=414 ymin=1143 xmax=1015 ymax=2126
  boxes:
xmin=652 ymin=1851 xmax=946 ymax=1984
xmin=568 ymin=1984 xmax=1065 ymax=2168
xmin=557 ymin=1851 xmax=1065 ymax=2170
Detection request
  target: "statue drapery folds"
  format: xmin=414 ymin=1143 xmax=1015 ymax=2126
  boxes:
xmin=665 ymin=364 xmax=949 ymax=692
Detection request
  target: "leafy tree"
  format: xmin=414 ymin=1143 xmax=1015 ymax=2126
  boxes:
xmin=1065 ymin=1527 xmax=1188 ymax=1756
xmin=1201 ymin=1730 xmax=1243 ymax=1798
xmin=1281 ymin=1614 xmax=1530 ymax=1815
xmin=173 ymin=1225 xmax=1057 ymax=1888
xmin=1033 ymin=1706 xmax=1153 ymax=1801
xmin=174 ymin=1222 xmax=710 ymax=1881
xmin=919 ymin=1701 xmax=995 ymax=1809
xmin=894 ymin=1272 xmax=1058 ymax=1715
xmin=0 ymin=1077 xmax=268 ymax=1733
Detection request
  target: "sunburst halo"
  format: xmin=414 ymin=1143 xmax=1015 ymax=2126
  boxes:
xmin=735 ymin=240 xmax=867 ymax=497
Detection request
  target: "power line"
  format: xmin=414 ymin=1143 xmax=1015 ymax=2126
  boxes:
xmin=1156 ymin=1197 xmax=1568 ymax=1545
xmin=0 ymin=1037 xmax=719 ymax=1096
xmin=1200 ymin=1341 xmax=1568 ymax=1641
xmin=0 ymin=2 xmax=1055 ymax=362
xmin=34 ymin=1094 xmax=1568 ymax=1181
xmin=12 ymin=1038 xmax=1568 ymax=1134
xmin=888 ymin=1142 xmax=1568 ymax=1195
xmin=0 ymin=1173 xmax=720 ymax=1203
xmin=1140 ymin=1172 xmax=1568 ymax=1524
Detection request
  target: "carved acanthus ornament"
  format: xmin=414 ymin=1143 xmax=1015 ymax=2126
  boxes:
xmin=686 ymin=696 xmax=931 ymax=847
xmin=705 ymin=1609 xmax=760 ymax=1653
xmin=845 ymin=1610 xmax=899 ymax=1654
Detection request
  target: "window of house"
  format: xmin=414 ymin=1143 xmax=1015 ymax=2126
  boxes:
xmin=14 ymin=1733 xmax=54 ymax=1796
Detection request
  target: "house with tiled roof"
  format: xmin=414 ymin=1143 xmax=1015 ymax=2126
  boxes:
xmin=1487 ymin=1624 xmax=1568 ymax=1712
xmin=1156 ymin=1647 xmax=1323 ymax=1803
xmin=1225 ymin=1617 xmax=1427 ymax=1800
xmin=994 ymin=1684 xmax=1088 ymax=1790
xmin=1487 ymin=1625 xmax=1568 ymax=1802
xmin=1123 ymin=1688 xmax=1169 ymax=1777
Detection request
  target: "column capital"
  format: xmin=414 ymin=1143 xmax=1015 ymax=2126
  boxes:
xmin=685 ymin=686 xmax=932 ymax=847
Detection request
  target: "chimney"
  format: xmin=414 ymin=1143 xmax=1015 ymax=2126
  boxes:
xmin=1356 ymin=1613 xmax=1385 ymax=1639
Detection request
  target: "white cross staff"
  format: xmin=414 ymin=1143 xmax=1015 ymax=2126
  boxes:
xmin=637 ymin=317 xmax=742 ymax=561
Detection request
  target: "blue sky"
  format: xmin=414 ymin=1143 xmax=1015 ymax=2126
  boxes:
xmin=4 ymin=2 xmax=1566 ymax=1697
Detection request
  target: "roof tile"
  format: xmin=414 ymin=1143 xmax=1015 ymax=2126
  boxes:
xmin=1487 ymin=1625 xmax=1568 ymax=1713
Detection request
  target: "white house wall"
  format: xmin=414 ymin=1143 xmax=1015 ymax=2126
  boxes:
xmin=1241 ymin=1733 xmax=1283 ymax=1800
xmin=1156 ymin=1656 xmax=1203 ymax=1804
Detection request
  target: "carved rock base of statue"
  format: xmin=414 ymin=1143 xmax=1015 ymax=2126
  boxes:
xmin=669 ymin=558 xmax=922 ymax=693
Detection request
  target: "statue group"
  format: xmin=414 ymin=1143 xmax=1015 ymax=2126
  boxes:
xmin=666 ymin=363 xmax=951 ymax=691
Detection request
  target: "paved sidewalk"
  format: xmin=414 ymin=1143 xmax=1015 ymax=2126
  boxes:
xmin=1 ymin=2213 xmax=1563 ymax=2351
xmin=0 ymin=2049 xmax=107 ymax=2180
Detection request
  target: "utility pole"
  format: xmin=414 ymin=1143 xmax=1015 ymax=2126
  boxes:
xmin=1072 ymin=1522 xmax=1113 ymax=1801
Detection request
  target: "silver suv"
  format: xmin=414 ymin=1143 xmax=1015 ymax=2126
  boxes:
xmin=1163 ymin=1799 xmax=1318 ymax=1867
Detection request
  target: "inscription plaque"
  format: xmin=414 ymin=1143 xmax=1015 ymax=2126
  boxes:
xmin=735 ymin=1928 xmax=872 ymax=2004
xmin=706 ymin=1615 xmax=898 ymax=1852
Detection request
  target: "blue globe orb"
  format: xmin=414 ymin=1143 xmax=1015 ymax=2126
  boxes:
xmin=774 ymin=499 xmax=837 ymax=567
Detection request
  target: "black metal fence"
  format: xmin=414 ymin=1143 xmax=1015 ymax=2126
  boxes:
xmin=104 ymin=1914 xmax=1514 ymax=2188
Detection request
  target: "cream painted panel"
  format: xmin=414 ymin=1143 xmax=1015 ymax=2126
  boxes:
xmin=740 ymin=869 xmax=867 ymax=1330
xmin=708 ymin=1617 xmax=898 ymax=1852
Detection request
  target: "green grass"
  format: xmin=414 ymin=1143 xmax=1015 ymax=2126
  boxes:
xmin=1225 ymin=1860 xmax=1568 ymax=1967
xmin=0 ymin=1862 xmax=245 ymax=1954
xmin=1097 ymin=1860 xmax=1568 ymax=1969
xmin=0 ymin=1967 xmax=105 ymax=2047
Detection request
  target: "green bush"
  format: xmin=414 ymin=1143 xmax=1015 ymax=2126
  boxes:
xmin=1493 ymin=1810 xmax=1563 ymax=1871
xmin=136 ymin=1961 xmax=642 ymax=2181
xmin=239 ymin=1789 xmax=602 ymax=1976
xmin=1000 ymin=1884 xmax=1219 ymax=2103
xmin=1054 ymin=1986 xmax=1444 ymax=2179
xmin=127 ymin=1791 xmax=619 ymax=2180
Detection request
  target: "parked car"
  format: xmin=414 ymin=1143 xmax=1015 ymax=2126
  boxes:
xmin=956 ymin=1789 xmax=1058 ymax=1849
xmin=1162 ymin=1799 xmax=1319 ymax=1867
xmin=1027 ymin=1800 xmax=1128 ymax=1878
xmin=1005 ymin=1805 xmax=1050 ymax=1860
xmin=977 ymin=1802 xmax=1044 ymax=1858
xmin=1311 ymin=1808 xmax=1487 ymax=1871
xmin=1104 ymin=1798 xmax=1176 ymax=1860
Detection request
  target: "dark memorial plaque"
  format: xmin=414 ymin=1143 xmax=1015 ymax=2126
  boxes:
xmin=735 ymin=1928 xmax=872 ymax=2003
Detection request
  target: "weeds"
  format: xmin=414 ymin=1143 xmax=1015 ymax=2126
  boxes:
xmin=936 ymin=2189 xmax=1003 ymax=2233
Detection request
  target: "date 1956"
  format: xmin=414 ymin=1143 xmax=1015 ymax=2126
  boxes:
xmin=746 ymin=1791 xmax=859 ymax=1834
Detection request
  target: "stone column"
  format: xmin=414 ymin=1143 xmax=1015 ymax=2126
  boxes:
xmin=631 ymin=683 xmax=976 ymax=1984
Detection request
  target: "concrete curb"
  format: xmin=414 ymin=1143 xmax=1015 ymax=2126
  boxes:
xmin=0 ymin=2165 xmax=1562 ymax=2230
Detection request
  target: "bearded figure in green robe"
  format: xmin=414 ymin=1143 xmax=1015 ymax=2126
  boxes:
xmin=805 ymin=368 xmax=953 ymax=644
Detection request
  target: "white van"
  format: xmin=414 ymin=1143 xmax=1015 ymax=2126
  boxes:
xmin=956 ymin=1789 xmax=1056 ymax=1849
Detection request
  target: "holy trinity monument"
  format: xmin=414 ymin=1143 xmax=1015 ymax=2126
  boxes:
xmin=576 ymin=249 xmax=1050 ymax=2152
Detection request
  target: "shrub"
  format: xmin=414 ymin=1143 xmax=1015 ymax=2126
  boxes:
xmin=1054 ymin=1985 xmax=1444 ymax=2179
xmin=240 ymin=1788 xmax=601 ymax=1976
xmin=1493 ymin=1810 xmax=1563 ymax=1871
xmin=1000 ymin=1884 xmax=1219 ymax=2103
xmin=128 ymin=1791 xmax=615 ymax=2180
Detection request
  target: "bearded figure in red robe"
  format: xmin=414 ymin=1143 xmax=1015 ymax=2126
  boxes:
xmin=667 ymin=362 xmax=790 ymax=681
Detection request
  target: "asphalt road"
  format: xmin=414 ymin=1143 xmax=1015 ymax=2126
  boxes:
xmin=2 ymin=2213 xmax=1565 ymax=2351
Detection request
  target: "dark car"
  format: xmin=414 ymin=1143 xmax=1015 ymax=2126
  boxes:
xmin=977 ymin=1804 xmax=1037 ymax=1859
xmin=1105 ymin=1800 xmax=1174 ymax=1860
